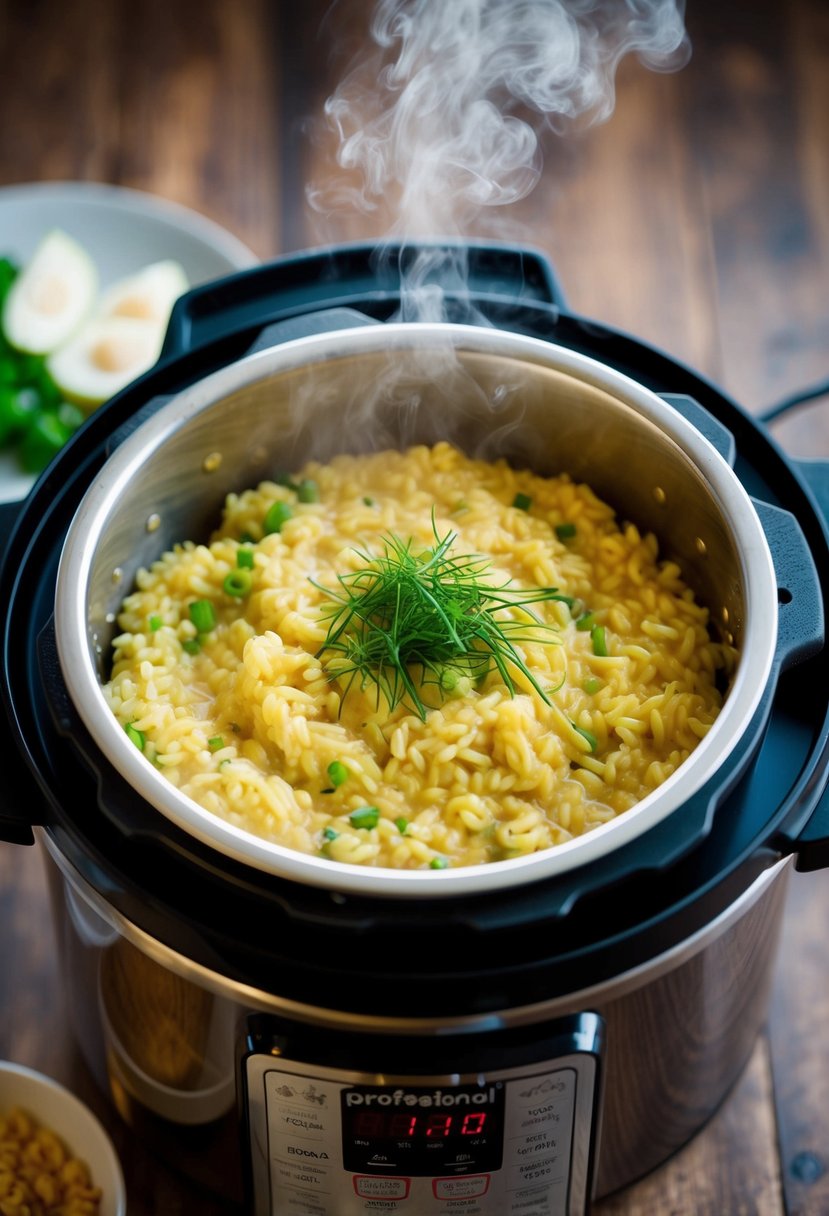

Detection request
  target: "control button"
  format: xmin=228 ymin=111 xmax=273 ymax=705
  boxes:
xmin=433 ymin=1175 xmax=491 ymax=1199
xmin=353 ymin=1175 xmax=411 ymax=1199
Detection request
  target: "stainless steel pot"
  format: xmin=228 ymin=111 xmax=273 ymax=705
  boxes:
xmin=55 ymin=320 xmax=780 ymax=897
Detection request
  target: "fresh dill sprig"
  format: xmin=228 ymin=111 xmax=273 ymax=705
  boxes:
xmin=313 ymin=515 xmax=570 ymax=721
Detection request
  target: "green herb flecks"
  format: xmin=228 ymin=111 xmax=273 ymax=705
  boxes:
xmin=223 ymin=569 xmax=253 ymax=598
xmin=125 ymin=722 xmax=145 ymax=751
xmin=327 ymin=760 xmax=349 ymax=787
xmin=349 ymin=806 xmax=380 ymax=830
xmin=189 ymin=599 xmax=216 ymax=633
xmin=314 ymin=515 xmax=567 ymax=721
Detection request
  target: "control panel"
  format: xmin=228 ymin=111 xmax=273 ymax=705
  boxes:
xmin=243 ymin=1013 xmax=602 ymax=1216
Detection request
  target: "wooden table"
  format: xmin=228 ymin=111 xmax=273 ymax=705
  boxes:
xmin=1 ymin=1 xmax=828 ymax=1212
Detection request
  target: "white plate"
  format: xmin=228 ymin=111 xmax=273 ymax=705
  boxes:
xmin=0 ymin=1059 xmax=126 ymax=1216
xmin=0 ymin=180 xmax=258 ymax=503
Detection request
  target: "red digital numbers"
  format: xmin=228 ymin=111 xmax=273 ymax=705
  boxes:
xmin=425 ymin=1113 xmax=453 ymax=1138
xmin=352 ymin=1108 xmax=488 ymax=1139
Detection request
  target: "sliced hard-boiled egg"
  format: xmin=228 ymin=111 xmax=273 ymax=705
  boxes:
xmin=99 ymin=259 xmax=188 ymax=327
xmin=2 ymin=230 xmax=97 ymax=354
xmin=47 ymin=316 xmax=165 ymax=409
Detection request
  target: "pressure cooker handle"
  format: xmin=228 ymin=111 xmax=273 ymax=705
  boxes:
xmin=753 ymin=498 xmax=825 ymax=674
xmin=792 ymin=457 xmax=829 ymax=527
xmin=161 ymin=243 xmax=567 ymax=358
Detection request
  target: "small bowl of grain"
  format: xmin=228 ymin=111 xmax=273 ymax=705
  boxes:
xmin=0 ymin=1060 xmax=125 ymax=1216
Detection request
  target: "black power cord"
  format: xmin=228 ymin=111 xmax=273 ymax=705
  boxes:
xmin=759 ymin=376 xmax=829 ymax=425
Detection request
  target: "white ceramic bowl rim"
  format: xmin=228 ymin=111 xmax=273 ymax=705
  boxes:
xmin=0 ymin=1059 xmax=126 ymax=1216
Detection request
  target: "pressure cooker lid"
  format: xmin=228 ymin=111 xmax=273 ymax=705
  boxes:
xmin=2 ymin=245 xmax=828 ymax=1016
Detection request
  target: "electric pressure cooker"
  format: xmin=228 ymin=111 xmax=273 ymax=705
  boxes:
xmin=2 ymin=243 xmax=829 ymax=1215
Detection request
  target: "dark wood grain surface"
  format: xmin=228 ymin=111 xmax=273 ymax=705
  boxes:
xmin=1 ymin=1 xmax=828 ymax=1213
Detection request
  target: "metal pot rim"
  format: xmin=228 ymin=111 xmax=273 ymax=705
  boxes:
xmin=55 ymin=321 xmax=778 ymax=899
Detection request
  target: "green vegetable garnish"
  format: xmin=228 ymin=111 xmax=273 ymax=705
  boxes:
xmin=237 ymin=547 xmax=255 ymax=569
xmin=275 ymin=472 xmax=298 ymax=489
xmin=182 ymin=638 xmax=201 ymax=655
xmin=395 ymin=817 xmax=409 ymax=835
xmin=327 ymin=761 xmax=349 ymax=787
xmin=264 ymin=500 xmax=293 ymax=534
xmin=149 ymin=614 xmax=163 ymax=632
xmin=189 ymin=599 xmax=216 ymax=633
xmin=571 ymin=722 xmax=598 ymax=751
xmin=363 ymin=496 xmax=374 ymax=507
xmin=591 ymin=624 xmax=608 ymax=657
xmin=125 ymin=722 xmax=145 ymax=751
xmin=555 ymin=522 xmax=577 ymax=540
xmin=583 ymin=676 xmax=602 ymax=695
xmin=208 ymin=736 xmax=224 ymax=752
xmin=297 ymin=478 xmax=319 ymax=503
xmin=513 ymin=492 xmax=532 ymax=512
xmin=323 ymin=826 xmax=339 ymax=841
xmin=576 ymin=612 xmax=595 ymax=632
xmin=430 ymin=856 xmax=449 ymax=869
xmin=314 ymin=516 xmax=567 ymax=721
xmin=349 ymin=806 xmax=380 ymax=830
xmin=223 ymin=569 xmax=253 ymax=598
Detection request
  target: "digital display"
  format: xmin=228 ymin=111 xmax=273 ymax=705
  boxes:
xmin=341 ymin=1084 xmax=505 ymax=1176
xmin=351 ymin=1110 xmax=489 ymax=1139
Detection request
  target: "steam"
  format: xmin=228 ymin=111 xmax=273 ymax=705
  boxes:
xmin=300 ymin=0 xmax=690 ymax=464
xmin=309 ymin=0 xmax=689 ymax=260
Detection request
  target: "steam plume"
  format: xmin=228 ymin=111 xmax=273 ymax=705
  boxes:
xmin=309 ymin=0 xmax=689 ymax=255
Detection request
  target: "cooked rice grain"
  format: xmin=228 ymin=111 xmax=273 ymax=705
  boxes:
xmin=104 ymin=443 xmax=736 ymax=869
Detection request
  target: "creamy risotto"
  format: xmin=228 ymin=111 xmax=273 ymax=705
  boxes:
xmin=104 ymin=442 xmax=736 ymax=869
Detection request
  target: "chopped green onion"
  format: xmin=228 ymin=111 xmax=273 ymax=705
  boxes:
xmin=240 ymin=531 xmax=256 ymax=544
xmin=125 ymin=722 xmax=145 ymax=751
xmin=237 ymin=547 xmax=255 ymax=569
xmin=327 ymin=760 xmax=349 ymax=787
xmin=395 ymin=817 xmax=409 ymax=835
xmin=275 ymin=472 xmax=298 ymax=489
xmin=439 ymin=667 xmax=460 ymax=692
xmin=591 ymin=624 xmax=608 ymax=657
xmin=576 ymin=612 xmax=596 ymax=632
xmin=208 ymin=736 xmax=224 ymax=752
xmin=323 ymin=826 xmax=339 ymax=841
xmin=189 ymin=599 xmax=217 ymax=633
xmin=264 ymin=500 xmax=292 ymax=534
xmin=583 ymin=676 xmax=602 ymax=695
xmin=430 ymin=856 xmax=449 ymax=870
xmin=349 ymin=806 xmax=380 ymax=830
xmin=182 ymin=638 xmax=201 ymax=655
xmin=513 ymin=492 xmax=532 ymax=512
xmin=297 ymin=478 xmax=319 ymax=503
xmin=218 ymin=757 xmax=232 ymax=769
xmin=223 ymin=569 xmax=253 ymax=598
xmin=555 ymin=522 xmax=577 ymax=541
xmin=571 ymin=722 xmax=598 ymax=751
xmin=149 ymin=614 xmax=162 ymax=632
xmin=362 ymin=496 xmax=374 ymax=507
